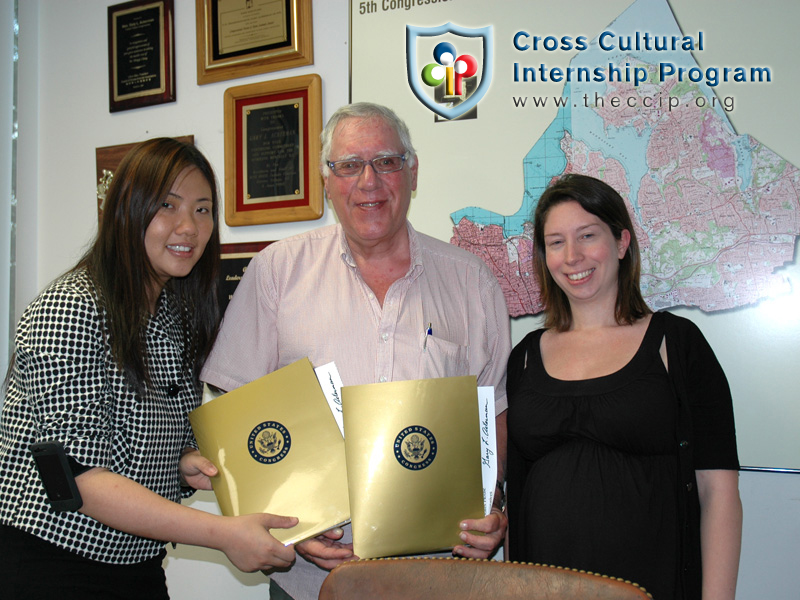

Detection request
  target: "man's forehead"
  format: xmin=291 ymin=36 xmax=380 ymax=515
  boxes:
xmin=331 ymin=117 xmax=403 ymax=156
xmin=334 ymin=116 xmax=396 ymax=140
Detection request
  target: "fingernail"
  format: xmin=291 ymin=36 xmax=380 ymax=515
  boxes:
xmin=459 ymin=522 xmax=468 ymax=530
xmin=332 ymin=528 xmax=343 ymax=535
xmin=459 ymin=532 xmax=468 ymax=541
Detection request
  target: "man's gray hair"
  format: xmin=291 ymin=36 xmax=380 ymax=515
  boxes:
xmin=319 ymin=102 xmax=417 ymax=177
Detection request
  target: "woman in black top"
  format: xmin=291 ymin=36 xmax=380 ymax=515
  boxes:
xmin=0 ymin=138 xmax=297 ymax=599
xmin=506 ymin=174 xmax=742 ymax=600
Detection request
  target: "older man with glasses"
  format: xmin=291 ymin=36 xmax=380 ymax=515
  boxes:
xmin=201 ymin=102 xmax=511 ymax=600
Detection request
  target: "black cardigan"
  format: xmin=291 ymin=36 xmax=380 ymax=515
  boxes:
xmin=505 ymin=311 xmax=739 ymax=600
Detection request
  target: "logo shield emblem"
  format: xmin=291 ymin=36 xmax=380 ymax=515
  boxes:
xmin=406 ymin=23 xmax=493 ymax=120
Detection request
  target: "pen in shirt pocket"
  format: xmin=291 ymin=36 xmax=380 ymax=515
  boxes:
xmin=423 ymin=322 xmax=433 ymax=351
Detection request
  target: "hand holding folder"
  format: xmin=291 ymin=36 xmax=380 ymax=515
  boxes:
xmin=341 ymin=375 xmax=487 ymax=559
xmin=190 ymin=360 xmax=496 ymax=559
xmin=189 ymin=358 xmax=351 ymax=546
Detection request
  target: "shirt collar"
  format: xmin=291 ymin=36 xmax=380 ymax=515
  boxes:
xmin=407 ymin=222 xmax=423 ymax=271
xmin=337 ymin=221 xmax=423 ymax=275
xmin=337 ymin=224 xmax=356 ymax=267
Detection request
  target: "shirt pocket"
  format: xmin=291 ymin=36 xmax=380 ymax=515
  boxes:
xmin=420 ymin=335 xmax=470 ymax=379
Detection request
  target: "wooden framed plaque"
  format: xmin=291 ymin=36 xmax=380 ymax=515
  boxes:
xmin=223 ymin=74 xmax=323 ymax=226
xmin=219 ymin=241 xmax=273 ymax=313
xmin=196 ymin=0 xmax=313 ymax=85
xmin=108 ymin=0 xmax=175 ymax=113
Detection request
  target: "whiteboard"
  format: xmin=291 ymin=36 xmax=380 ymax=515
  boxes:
xmin=350 ymin=0 xmax=800 ymax=470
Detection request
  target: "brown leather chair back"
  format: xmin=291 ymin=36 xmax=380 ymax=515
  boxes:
xmin=319 ymin=557 xmax=652 ymax=600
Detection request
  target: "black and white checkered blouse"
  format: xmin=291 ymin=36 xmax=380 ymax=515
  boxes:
xmin=0 ymin=268 xmax=201 ymax=564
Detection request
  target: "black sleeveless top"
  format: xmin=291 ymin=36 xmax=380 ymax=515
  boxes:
xmin=507 ymin=312 xmax=681 ymax=599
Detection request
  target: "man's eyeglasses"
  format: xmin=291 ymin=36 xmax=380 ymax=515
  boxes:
xmin=327 ymin=154 xmax=407 ymax=177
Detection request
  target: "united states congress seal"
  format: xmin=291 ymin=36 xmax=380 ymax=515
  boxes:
xmin=393 ymin=425 xmax=437 ymax=470
xmin=248 ymin=421 xmax=291 ymax=464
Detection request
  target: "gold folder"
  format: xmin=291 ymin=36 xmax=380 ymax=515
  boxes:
xmin=341 ymin=375 xmax=485 ymax=559
xmin=189 ymin=358 xmax=350 ymax=545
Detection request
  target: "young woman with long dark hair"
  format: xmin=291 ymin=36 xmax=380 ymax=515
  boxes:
xmin=506 ymin=174 xmax=742 ymax=600
xmin=0 ymin=138 xmax=297 ymax=599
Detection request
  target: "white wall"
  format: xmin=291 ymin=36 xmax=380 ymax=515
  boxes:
xmin=15 ymin=0 xmax=37 ymax=332
xmin=0 ymin=0 xmax=12 ymax=370
xmin=736 ymin=470 xmax=800 ymax=600
xmin=10 ymin=1 xmax=800 ymax=599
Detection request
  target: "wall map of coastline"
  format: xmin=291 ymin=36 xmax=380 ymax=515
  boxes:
xmin=449 ymin=0 xmax=800 ymax=317
xmin=351 ymin=0 xmax=800 ymax=469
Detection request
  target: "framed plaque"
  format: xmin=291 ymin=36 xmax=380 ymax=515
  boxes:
xmin=223 ymin=74 xmax=323 ymax=226
xmin=95 ymin=136 xmax=195 ymax=224
xmin=196 ymin=0 xmax=313 ymax=85
xmin=108 ymin=0 xmax=175 ymax=113
xmin=219 ymin=241 xmax=273 ymax=313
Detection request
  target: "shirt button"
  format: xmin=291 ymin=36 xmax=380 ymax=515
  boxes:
xmin=381 ymin=333 xmax=389 ymax=342
xmin=379 ymin=376 xmax=387 ymax=383
xmin=368 ymin=292 xmax=375 ymax=299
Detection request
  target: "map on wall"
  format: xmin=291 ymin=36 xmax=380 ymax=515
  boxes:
xmin=450 ymin=0 xmax=800 ymax=317
xmin=352 ymin=0 xmax=800 ymax=470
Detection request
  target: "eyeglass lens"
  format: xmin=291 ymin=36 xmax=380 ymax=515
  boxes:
xmin=331 ymin=155 xmax=405 ymax=176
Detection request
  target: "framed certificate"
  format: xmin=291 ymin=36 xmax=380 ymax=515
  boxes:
xmin=196 ymin=0 xmax=313 ymax=85
xmin=108 ymin=0 xmax=175 ymax=112
xmin=219 ymin=241 xmax=273 ymax=312
xmin=223 ymin=74 xmax=323 ymax=226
